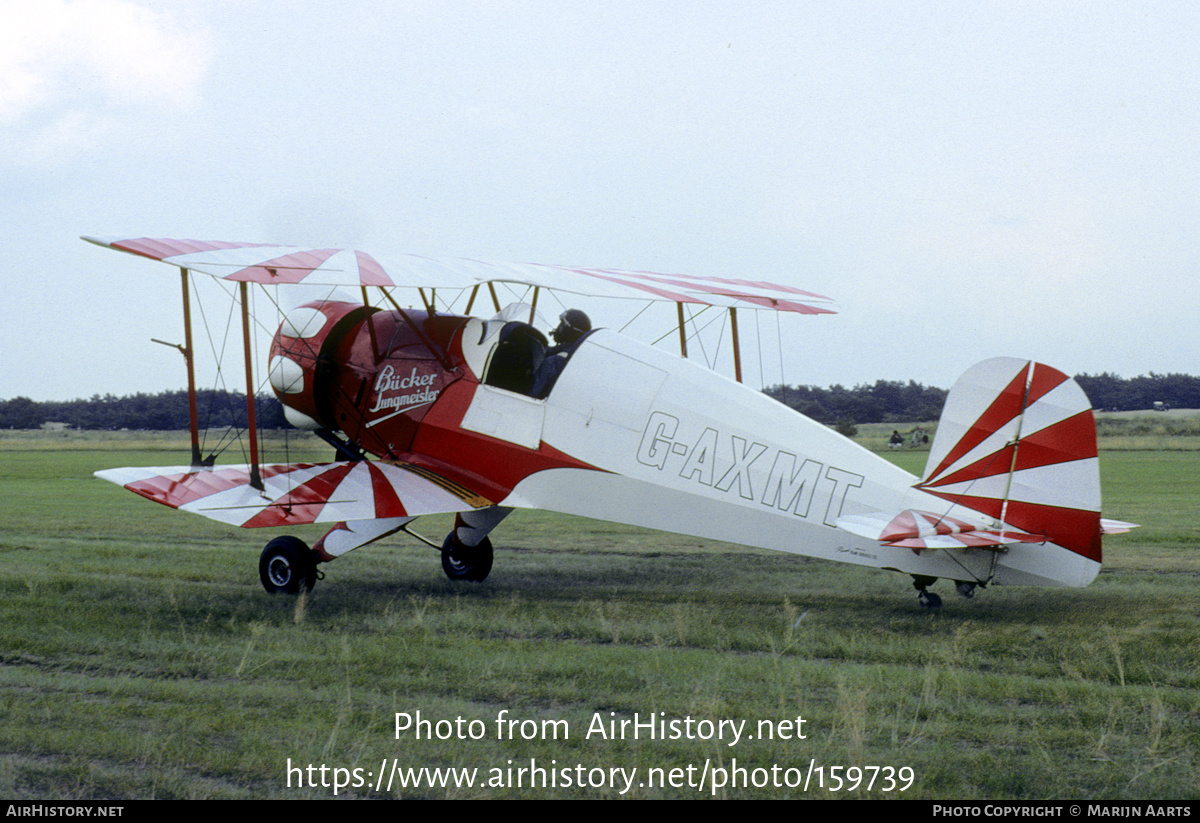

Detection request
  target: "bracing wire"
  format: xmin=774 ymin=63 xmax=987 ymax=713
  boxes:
xmin=617 ymin=301 xmax=654 ymax=333
xmin=191 ymin=279 xmax=242 ymax=460
xmin=651 ymin=304 xmax=710 ymax=346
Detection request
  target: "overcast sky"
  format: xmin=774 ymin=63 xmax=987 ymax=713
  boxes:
xmin=3 ymin=0 xmax=1196 ymax=402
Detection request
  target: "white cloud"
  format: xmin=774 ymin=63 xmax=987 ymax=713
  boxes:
xmin=0 ymin=0 xmax=212 ymax=161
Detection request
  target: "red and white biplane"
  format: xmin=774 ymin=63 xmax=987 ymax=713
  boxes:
xmin=84 ymin=235 xmax=1134 ymax=608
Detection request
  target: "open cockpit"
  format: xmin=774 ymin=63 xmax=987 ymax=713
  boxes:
xmin=460 ymin=305 xmax=593 ymax=399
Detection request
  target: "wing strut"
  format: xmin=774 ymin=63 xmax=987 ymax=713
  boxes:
xmin=179 ymin=268 xmax=203 ymax=466
xmin=729 ymin=307 xmax=743 ymax=383
xmin=239 ymin=282 xmax=263 ymax=490
xmin=379 ymin=289 xmax=456 ymax=371
xmin=150 ymin=269 xmax=206 ymax=466
xmin=676 ymin=302 xmax=688 ymax=358
xmin=675 ymin=303 xmax=743 ymax=382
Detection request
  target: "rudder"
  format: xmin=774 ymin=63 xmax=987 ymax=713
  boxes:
xmin=916 ymin=358 xmax=1101 ymax=563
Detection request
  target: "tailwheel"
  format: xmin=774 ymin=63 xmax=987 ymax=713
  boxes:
xmin=259 ymin=536 xmax=319 ymax=594
xmin=440 ymin=532 xmax=493 ymax=582
xmin=917 ymin=590 xmax=943 ymax=609
xmin=912 ymin=575 xmax=942 ymax=610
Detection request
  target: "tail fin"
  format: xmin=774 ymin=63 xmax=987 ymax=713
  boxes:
xmin=916 ymin=358 xmax=1101 ymax=563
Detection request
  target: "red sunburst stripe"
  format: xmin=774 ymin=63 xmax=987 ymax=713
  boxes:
xmin=921 ymin=511 xmax=979 ymax=534
xmin=927 ymin=412 xmax=1095 ymax=489
xmin=589 ymin=269 xmax=832 ymax=301
xmin=1025 ymin=362 xmax=1070 ymax=407
xmin=225 ymin=248 xmax=342 ymax=283
xmin=125 ymin=469 xmax=247 ymax=509
xmin=917 ymin=490 xmax=1100 ymax=561
xmin=607 ymin=272 xmax=832 ymax=313
xmin=563 ymin=269 xmax=699 ymax=303
xmin=719 ymin=294 xmax=836 ymax=314
xmin=557 ymin=268 xmax=833 ymax=313
xmin=1003 ymin=500 xmax=1101 ymax=561
xmin=924 ymin=362 xmax=1029 ymax=483
xmin=949 ymin=532 xmax=1000 ymax=547
xmin=919 ymin=489 xmax=1006 ymax=522
xmin=355 ymin=251 xmax=393 ymax=286
xmin=123 ymin=463 xmax=317 ymax=509
xmin=367 ymin=463 xmax=408 ymax=518
xmin=1012 ymin=411 xmax=1097 ymax=471
xmin=683 ymin=275 xmax=831 ymax=301
xmin=241 ymin=463 xmax=358 ymax=528
xmin=880 ymin=510 xmax=920 ymax=542
xmin=922 ymin=443 xmax=1016 ymax=489
xmin=240 ymin=501 xmax=327 ymax=528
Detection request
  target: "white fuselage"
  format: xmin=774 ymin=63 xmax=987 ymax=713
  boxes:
xmin=473 ymin=331 xmax=1097 ymax=588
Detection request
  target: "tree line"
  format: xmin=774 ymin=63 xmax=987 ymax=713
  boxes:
xmin=764 ymin=380 xmax=947 ymax=426
xmin=1 ymin=372 xmax=1197 ymax=431
xmin=0 ymin=390 xmax=288 ymax=431
xmin=765 ymin=372 xmax=1200 ymax=425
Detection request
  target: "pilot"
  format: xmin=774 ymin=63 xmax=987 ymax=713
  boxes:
xmin=548 ymin=309 xmax=592 ymax=353
xmin=532 ymin=309 xmax=592 ymax=398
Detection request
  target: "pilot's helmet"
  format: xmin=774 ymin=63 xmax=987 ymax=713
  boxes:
xmin=552 ymin=309 xmax=592 ymax=345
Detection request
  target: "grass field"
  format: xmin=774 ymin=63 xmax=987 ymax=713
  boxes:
xmin=0 ymin=430 xmax=1196 ymax=799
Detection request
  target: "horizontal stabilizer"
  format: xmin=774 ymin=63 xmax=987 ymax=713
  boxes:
xmin=95 ymin=461 xmax=492 ymax=528
xmin=1100 ymin=518 xmax=1139 ymax=534
xmin=837 ymin=509 xmax=1045 ymax=552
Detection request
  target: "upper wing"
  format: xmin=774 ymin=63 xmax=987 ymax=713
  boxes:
xmin=82 ymin=235 xmax=835 ymax=315
xmin=95 ymin=460 xmax=493 ymax=528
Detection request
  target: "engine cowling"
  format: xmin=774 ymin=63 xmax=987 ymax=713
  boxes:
xmin=268 ymin=301 xmax=375 ymax=430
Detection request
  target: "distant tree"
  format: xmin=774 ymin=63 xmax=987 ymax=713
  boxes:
xmin=0 ymin=397 xmax=43 ymax=429
xmin=764 ymin=379 xmax=946 ymax=424
xmin=1075 ymin=372 xmax=1200 ymax=411
xmin=0 ymin=390 xmax=292 ymax=431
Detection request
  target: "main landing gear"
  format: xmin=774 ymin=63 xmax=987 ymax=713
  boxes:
xmin=911 ymin=575 xmax=984 ymax=609
xmin=437 ymin=507 xmax=510 ymax=583
xmin=440 ymin=532 xmax=494 ymax=582
xmin=259 ymin=536 xmax=321 ymax=594
xmin=256 ymin=508 xmax=513 ymax=593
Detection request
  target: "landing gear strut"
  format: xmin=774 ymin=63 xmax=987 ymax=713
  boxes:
xmin=259 ymin=536 xmax=319 ymax=594
xmin=912 ymin=575 xmax=942 ymax=610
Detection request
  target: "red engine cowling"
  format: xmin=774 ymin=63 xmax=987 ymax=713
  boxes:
xmin=268 ymin=301 xmax=377 ymax=430
xmin=269 ymin=300 xmax=467 ymax=458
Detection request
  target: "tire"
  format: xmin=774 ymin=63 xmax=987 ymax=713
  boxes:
xmin=259 ymin=536 xmax=317 ymax=594
xmin=440 ymin=533 xmax=493 ymax=582
xmin=917 ymin=590 xmax=943 ymax=610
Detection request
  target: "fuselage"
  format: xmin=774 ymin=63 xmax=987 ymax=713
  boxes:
xmin=268 ymin=301 xmax=1098 ymax=588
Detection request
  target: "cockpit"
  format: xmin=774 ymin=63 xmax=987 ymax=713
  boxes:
xmin=460 ymin=304 xmax=593 ymax=399
xmin=487 ymin=322 xmax=550 ymax=396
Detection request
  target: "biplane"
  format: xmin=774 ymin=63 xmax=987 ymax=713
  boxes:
xmin=84 ymin=235 xmax=1134 ymax=608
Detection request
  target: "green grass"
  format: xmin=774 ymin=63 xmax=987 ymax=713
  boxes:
xmin=0 ymin=435 xmax=1196 ymax=799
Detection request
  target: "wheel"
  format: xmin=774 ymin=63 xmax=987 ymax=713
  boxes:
xmin=259 ymin=536 xmax=317 ymax=594
xmin=955 ymin=581 xmax=977 ymax=599
xmin=917 ymin=590 xmax=943 ymax=610
xmin=440 ymin=533 xmax=493 ymax=582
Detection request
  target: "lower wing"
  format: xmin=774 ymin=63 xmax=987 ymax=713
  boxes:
xmin=95 ymin=460 xmax=493 ymax=528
